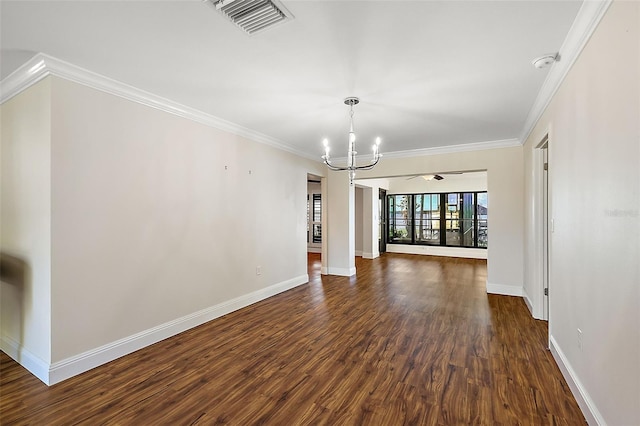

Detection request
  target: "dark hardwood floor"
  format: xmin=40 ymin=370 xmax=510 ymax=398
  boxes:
xmin=1 ymin=253 xmax=585 ymax=425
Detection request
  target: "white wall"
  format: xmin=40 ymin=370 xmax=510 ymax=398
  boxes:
xmin=325 ymin=171 xmax=355 ymax=276
xmin=1 ymin=75 xmax=325 ymax=383
xmin=360 ymin=187 xmax=374 ymax=258
xmin=523 ymin=2 xmax=639 ymax=424
xmin=354 ymin=187 xmax=363 ymax=255
xmin=356 ymin=147 xmax=523 ymax=296
xmin=353 ymin=178 xmax=390 ymax=259
xmin=0 ymin=78 xmax=52 ymax=381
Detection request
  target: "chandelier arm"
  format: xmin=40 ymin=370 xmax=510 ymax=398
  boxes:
xmin=323 ymin=158 xmax=352 ymax=171
xmin=324 ymin=154 xmax=381 ymax=171
xmin=353 ymin=155 xmax=382 ymax=170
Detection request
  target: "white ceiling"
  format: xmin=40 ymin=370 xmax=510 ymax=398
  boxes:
xmin=0 ymin=0 xmax=582 ymax=158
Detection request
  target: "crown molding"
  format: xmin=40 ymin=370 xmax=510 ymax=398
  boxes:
xmin=0 ymin=55 xmax=49 ymax=103
xmin=519 ymin=0 xmax=612 ymax=144
xmin=330 ymin=138 xmax=520 ymax=163
xmin=380 ymin=138 xmax=521 ymax=160
xmin=0 ymin=58 xmax=519 ymax=163
xmin=1 ymin=0 xmax=612 ymax=164
xmin=0 ymin=53 xmax=319 ymax=162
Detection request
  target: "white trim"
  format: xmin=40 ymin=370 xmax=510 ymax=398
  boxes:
xmin=326 ymin=266 xmax=356 ymax=277
xmin=387 ymin=244 xmax=487 ymax=260
xmin=307 ymin=247 xmax=321 ymax=254
xmin=362 ymin=251 xmax=378 ymax=259
xmin=12 ymin=274 xmax=308 ymax=385
xmin=0 ymin=56 xmax=49 ymax=102
xmin=0 ymin=0 xmax=612 ymax=164
xmin=522 ymin=287 xmax=536 ymax=318
xmin=486 ymin=281 xmax=523 ymax=297
xmin=0 ymin=335 xmax=51 ymax=385
xmin=355 ymin=250 xmax=363 ymax=257
xmin=531 ymin=132 xmax=551 ymax=322
xmin=519 ymin=0 xmax=612 ymax=143
xmin=549 ymin=335 xmax=605 ymax=425
xmin=0 ymin=53 xmax=318 ymax=162
xmin=340 ymin=138 xmax=521 ymax=163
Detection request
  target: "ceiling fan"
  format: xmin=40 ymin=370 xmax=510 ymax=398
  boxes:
xmin=405 ymin=172 xmax=464 ymax=181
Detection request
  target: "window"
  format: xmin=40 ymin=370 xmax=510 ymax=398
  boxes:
xmin=307 ymin=194 xmax=322 ymax=243
xmin=387 ymin=192 xmax=487 ymax=248
xmin=388 ymin=195 xmax=411 ymax=243
xmin=477 ymin=192 xmax=488 ymax=248
xmin=414 ymin=194 xmax=440 ymax=244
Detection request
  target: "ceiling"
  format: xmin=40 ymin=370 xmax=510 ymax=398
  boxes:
xmin=0 ymin=1 xmax=582 ymax=159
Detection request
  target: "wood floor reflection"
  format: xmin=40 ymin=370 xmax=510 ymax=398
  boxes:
xmin=0 ymin=253 xmax=585 ymax=425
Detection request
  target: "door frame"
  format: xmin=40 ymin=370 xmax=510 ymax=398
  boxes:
xmin=533 ymin=134 xmax=550 ymax=323
xmin=379 ymin=188 xmax=387 ymax=254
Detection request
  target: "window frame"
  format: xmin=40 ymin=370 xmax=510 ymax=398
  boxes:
xmin=311 ymin=193 xmax=322 ymax=244
xmin=387 ymin=191 xmax=487 ymax=249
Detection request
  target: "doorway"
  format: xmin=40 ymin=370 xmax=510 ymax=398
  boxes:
xmin=307 ymin=173 xmax=325 ymax=280
xmin=541 ymin=142 xmax=549 ymax=321
xmin=379 ymin=188 xmax=387 ymax=254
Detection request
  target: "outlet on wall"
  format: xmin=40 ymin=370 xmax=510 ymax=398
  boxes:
xmin=577 ymin=328 xmax=583 ymax=351
xmin=256 ymin=266 xmax=262 ymax=276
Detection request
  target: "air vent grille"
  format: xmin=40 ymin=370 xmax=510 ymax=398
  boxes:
xmin=212 ymin=0 xmax=293 ymax=35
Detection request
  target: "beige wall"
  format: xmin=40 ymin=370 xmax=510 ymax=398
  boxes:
xmin=0 ymin=78 xmax=52 ymax=373
xmin=523 ymin=1 xmax=639 ymax=423
xmin=1 ymin=75 xmax=325 ymax=382
xmin=387 ymin=172 xmax=487 ymax=194
xmin=48 ymin=76 xmax=323 ymax=361
xmin=356 ymin=146 xmax=524 ymax=294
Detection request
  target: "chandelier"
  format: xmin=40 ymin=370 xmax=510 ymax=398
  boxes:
xmin=321 ymin=97 xmax=382 ymax=185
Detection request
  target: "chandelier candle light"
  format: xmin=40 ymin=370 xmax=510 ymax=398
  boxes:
xmin=322 ymin=97 xmax=382 ymax=185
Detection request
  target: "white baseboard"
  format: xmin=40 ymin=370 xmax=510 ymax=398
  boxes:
xmin=0 ymin=335 xmax=51 ymax=385
xmin=307 ymin=247 xmax=321 ymax=253
xmin=355 ymin=250 xmax=363 ymax=257
xmin=549 ymin=335 xmax=604 ymax=425
xmin=486 ymin=281 xmax=523 ymax=297
xmin=326 ymin=266 xmax=356 ymax=277
xmin=386 ymin=244 xmax=487 ymax=259
xmin=4 ymin=274 xmax=309 ymax=386
xmin=362 ymin=252 xmax=378 ymax=259
xmin=522 ymin=288 xmax=534 ymax=316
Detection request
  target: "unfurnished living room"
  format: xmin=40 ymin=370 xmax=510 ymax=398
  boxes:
xmin=0 ymin=1 xmax=638 ymax=425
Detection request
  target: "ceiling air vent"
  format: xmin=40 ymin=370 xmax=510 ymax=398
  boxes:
xmin=210 ymin=0 xmax=294 ymax=35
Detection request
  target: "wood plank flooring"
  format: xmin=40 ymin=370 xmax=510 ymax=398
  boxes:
xmin=1 ymin=253 xmax=585 ymax=425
